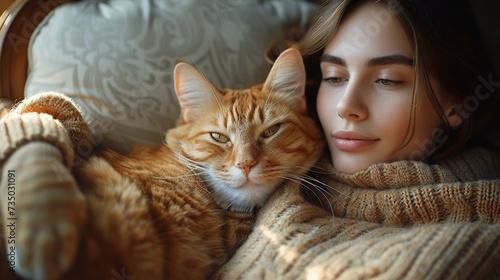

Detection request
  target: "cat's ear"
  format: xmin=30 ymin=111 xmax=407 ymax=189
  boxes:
xmin=174 ymin=62 xmax=220 ymax=123
xmin=263 ymin=48 xmax=306 ymax=112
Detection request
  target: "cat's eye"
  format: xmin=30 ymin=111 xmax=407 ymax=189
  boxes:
xmin=211 ymin=132 xmax=230 ymax=144
xmin=261 ymin=124 xmax=280 ymax=139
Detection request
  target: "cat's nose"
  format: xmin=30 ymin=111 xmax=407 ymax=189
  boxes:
xmin=236 ymin=160 xmax=257 ymax=176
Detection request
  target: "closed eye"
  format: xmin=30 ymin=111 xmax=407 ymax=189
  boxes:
xmin=376 ymin=79 xmax=403 ymax=86
xmin=323 ymin=77 xmax=348 ymax=84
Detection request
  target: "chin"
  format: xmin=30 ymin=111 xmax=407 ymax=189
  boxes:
xmin=334 ymin=165 xmax=364 ymax=174
xmin=332 ymin=154 xmax=375 ymax=174
xmin=206 ymin=176 xmax=277 ymax=213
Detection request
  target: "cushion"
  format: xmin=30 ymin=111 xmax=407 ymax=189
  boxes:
xmin=26 ymin=0 xmax=315 ymax=153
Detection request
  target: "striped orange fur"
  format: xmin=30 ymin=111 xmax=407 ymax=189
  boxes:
xmin=63 ymin=48 xmax=324 ymax=279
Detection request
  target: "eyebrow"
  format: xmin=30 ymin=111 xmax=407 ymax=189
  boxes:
xmin=367 ymin=55 xmax=414 ymax=67
xmin=320 ymin=54 xmax=414 ymax=67
xmin=320 ymin=55 xmax=346 ymax=66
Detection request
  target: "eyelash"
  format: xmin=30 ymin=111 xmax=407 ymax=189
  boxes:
xmin=322 ymin=77 xmax=403 ymax=86
xmin=322 ymin=77 xmax=348 ymax=84
xmin=377 ymin=79 xmax=403 ymax=86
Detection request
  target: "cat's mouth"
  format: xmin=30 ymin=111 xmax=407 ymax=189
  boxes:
xmin=227 ymin=167 xmax=260 ymax=189
xmin=238 ymin=180 xmax=261 ymax=189
xmin=237 ymin=175 xmax=277 ymax=191
xmin=207 ymin=175 xmax=277 ymax=213
xmin=239 ymin=177 xmax=256 ymax=188
xmin=212 ymin=185 xmax=276 ymax=213
xmin=229 ymin=179 xmax=259 ymax=192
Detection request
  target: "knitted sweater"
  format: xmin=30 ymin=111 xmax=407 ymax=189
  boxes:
xmin=1 ymin=93 xmax=500 ymax=280
xmin=215 ymin=149 xmax=500 ymax=279
xmin=0 ymin=92 xmax=92 ymax=168
xmin=0 ymin=93 xmax=91 ymax=280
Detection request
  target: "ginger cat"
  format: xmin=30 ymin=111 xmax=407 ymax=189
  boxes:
xmin=7 ymin=48 xmax=324 ymax=279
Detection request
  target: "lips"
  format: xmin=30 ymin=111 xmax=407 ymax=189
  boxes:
xmin=332 ymin=130 xmax=379 ymax=152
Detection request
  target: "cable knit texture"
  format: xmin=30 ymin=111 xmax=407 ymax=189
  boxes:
xmin=0 ymin=92 xmax=93 ymax=168
xmin=215 ymin=149 xmax=500 ymax=280
xmin=0 ymin=92 xmax=91 ymax=280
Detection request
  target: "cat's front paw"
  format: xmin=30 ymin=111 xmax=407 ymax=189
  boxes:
xmin=2 ymin=156 xmax=86 ymax=280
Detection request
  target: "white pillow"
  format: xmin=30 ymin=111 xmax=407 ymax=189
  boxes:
xmin=26 ymin=0 xmax=315 ymax=153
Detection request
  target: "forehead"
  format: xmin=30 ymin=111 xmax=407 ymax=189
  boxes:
xmin=324 ymin=2 xmax=413 ymax=60
xmin=220 ymin=89 xmax=262 ymax=112
xmin=216 ymin=89 xmax=277 ymax=124
xmin=222 ymin=88 xmax=285 ymax=107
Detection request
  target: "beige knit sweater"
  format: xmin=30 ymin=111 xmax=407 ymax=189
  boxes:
xmin=1 ymin=92 xmax=500 ymax=280
xmin=215 ymin=148 xmax=500 ymax=279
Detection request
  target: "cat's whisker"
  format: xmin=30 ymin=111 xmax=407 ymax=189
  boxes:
xmin=292 ymin=164 xmax=326 ymax=174
xmin=282 ymin=175 xmax=336 ymax=215
xmin=169 ymin=48 xmax=324 ymax=214
xmin=299 ymin=174 xmax=353 ymax=216
xmin=171 ymin=156 xmax=216 ymax=189
xmin=308 ymin=165 xmax=336 ymax=175
xmin=301 ymin=174 xmax=350 ymax=198
xmin=173 ymin=151 xmax=206 ymax=171
xmin=285 ymin=173 xmax=352 ymax=217
xmin=301 ymin=187 xmax=335 ymax=216
xmin=262 ymin=164 xmax=345 ymax=195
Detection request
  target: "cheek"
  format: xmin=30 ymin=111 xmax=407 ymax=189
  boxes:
xmin=384 ymin=97 xmax=443 ymax=161
xmin=181 ymin=137 xmax=228 ymax=172
xmin=404 ymin=106 xmax=444 ymax=159
xmin=380 ymin=104 xmax=411 ymax=140
xmin=367 ymin=97 xmax=413 ymax=162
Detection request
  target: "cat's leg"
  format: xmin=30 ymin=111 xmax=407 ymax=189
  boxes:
xmin=64 ymin=156 xmax=163 ymax=280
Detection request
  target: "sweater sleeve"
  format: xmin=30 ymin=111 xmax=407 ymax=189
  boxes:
xmin=216 ymin=183 xmax=500 ymax=280
xmin=0 ymin=92 xmax=91 ymax=279
xmin=0 ymin=92 xmax=93 ymax=168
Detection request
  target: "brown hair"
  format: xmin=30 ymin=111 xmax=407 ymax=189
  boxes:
xmin=269 ymin=0 xmax=499 ymax=161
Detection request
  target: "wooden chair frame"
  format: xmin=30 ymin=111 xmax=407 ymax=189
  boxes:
xmin=0 ymin=0 xmax=75 ymax=106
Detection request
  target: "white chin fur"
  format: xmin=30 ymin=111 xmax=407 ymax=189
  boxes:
xmin=209 ymin=180 xmax=277 ymax=213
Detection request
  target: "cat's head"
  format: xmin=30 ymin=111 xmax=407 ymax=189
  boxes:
xmin=167 ymin=48 xmax=324 ymax=212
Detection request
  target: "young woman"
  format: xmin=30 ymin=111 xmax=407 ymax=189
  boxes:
xmin=0 ymin=0 xmax=498 ymax=279
xmin=300 ymin=0 xmax=499 ymax=173
xmin=215 ymin=0 xmax=500 ymax=279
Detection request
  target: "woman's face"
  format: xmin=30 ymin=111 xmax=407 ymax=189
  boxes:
xmin=317 ymin=2 xmax=454 ymax=173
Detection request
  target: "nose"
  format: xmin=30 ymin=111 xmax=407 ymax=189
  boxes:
xmin=336 ymin=80 xmax=368 ymax=121
xmin=233 ymin=141 xmax=259 ymax=177
xmin=236 ymin=159 xmax=257 ymax=176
